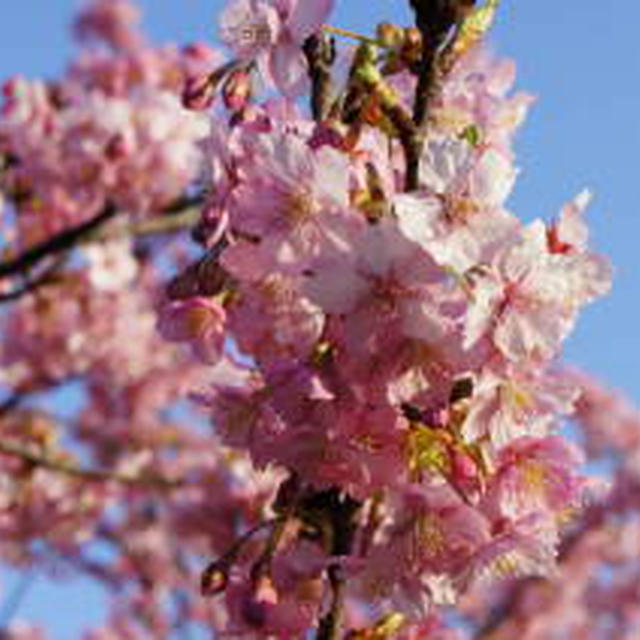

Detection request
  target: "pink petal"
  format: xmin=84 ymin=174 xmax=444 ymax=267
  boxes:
xmin=269 ymin=41 xmax=308 ymax=97
xmin=286 ymin=0 xmax=334 ymax=42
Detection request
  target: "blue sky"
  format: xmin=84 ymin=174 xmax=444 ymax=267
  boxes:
xmin=0 ymin=1 xmax=637 ymax=637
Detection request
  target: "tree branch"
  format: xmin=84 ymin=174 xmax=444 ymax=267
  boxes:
xmin=0 ymin=204 xmax=117 ymax=280
xmin=308 ymin=489 xmax=360 ymax=640
xmin=87 ymin=204 xmax=201 ymax=244
xmin=0 ymin=193 xmax=205 ymax=283
xmin=406 ymin=1 xmax=479 ymax=190
xmin=303 ymin=33 xmax=336 ymax=122
xmin=0 ymin=439 xmax=182 ymax=489
xmin=0 ymin=256 xmax=67 ymax=304
xmin=316 ymin=563 xmax=347 ymax=640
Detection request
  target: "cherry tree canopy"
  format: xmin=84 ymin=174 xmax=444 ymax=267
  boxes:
xmin=0 ymin=1 xmax=636 ymax=638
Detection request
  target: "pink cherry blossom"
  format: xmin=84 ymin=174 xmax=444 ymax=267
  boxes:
xmin=219 ymin=0 xmax=334 ymax=96
xmin=0 ymin=1 xmax=628 ymax=637
xmin=157 ymin=297 xmax=227 ymax=364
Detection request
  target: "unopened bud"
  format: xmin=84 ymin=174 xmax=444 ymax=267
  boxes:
xmin=182 ymin=42 xmax=218 ymax=64
xmin=308 ymin=121 xmax=347 ymax=151
xmin=2 ymin=77 xmax=22 ymax=100
xmin=104 ymin=133 xmax=131 ymax=160
xmin=254 ymin=575 xmax=278 ymax=605
xmin=182 ymin=73 xmax=217 ymax=111
xmin=201 ymin=559 xmax=229 ymax=596
xmin=451 ymin=449 xmax=478 ymax=483
xmin=222 ymin=68 xmax=252 ymax=112
xmin=376 ymin=22 xmax=404 ymax=49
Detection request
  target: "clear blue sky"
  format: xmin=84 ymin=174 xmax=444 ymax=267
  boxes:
xmin=0 ymin=1 xmax=637 ymax=637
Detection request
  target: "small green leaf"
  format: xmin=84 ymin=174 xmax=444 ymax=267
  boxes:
xmin=460 ymin=123 xmax=482 ymax=147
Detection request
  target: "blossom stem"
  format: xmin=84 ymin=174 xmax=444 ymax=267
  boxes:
xmin=322 ymin=24 xmax=380 ymax=47
xmin=316 ymin=564 xmax=347 ymax=640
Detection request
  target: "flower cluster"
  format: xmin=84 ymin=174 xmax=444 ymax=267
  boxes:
xmin=0 ymin=0 xmax=622 ymax=638
xmin=154 ymin=0 xmax=613 ymax=635
xmin=0 ymin=2 xmax=279 ymax=637
xmin=0 ymin=0 xmax=215 ymax=252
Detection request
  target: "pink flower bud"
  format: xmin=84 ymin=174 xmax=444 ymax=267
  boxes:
xmin=182 ymin=73 xmax=217 ymax=111
xmin=104 ymin=133 xmax=132 ymax=160
xmin=182 ymin=42 xmax=218 ymax=64
xmin=546 ymin=224 xmax=573 ymax=255
xmin=222 ymin=68 xmax=252 ymax=112
xmin=451 ymin=449 xmax=478 ymax=484
xmin=201 ymin=559 xmax=229 ymax=596
xmin=254 ymin=575 xmax=278 ymax=605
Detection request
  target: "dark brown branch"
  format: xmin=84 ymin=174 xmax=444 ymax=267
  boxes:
xmin=0 ymin=193 xmax=205 ymax=283
xmin=410 ymin=1 xmax=472 ymax=125
xmin=309 ymin=489 xmax=360 ymax=640
xmin=0 ymin=204 xmax=117 ymax=280
xmin=303 ymin=33 xmax=336 ymax=122
xmin=316 ymin=564 xmax=347 ymax=640
xmin=0 ymin=256 xmax=66 ymax=304
xmin=406 ymin=1 xmax=478 ymax=190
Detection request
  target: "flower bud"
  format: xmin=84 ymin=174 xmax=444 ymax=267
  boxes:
xmin=182 ymin=73 xmax=217 ymax=111
xmin=104 ymin=133 xmax=132 ymax=160
xmin=222 ymin=68 xmax=252 ymax=112
xmin=182 ymin=41 xmax=218 ymax=64
xmin=376 ymin=22 xmax=404 ymax=49
xmin=201 ymin=559 xmax=229 ymax=596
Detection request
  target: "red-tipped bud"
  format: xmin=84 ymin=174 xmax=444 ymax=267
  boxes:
xmin=182 ymin=42 xmax=218 ymax=64
xmin=547 ymin=224 xmax=573 ymax=255
xmin=104 ymin=133 xmax=131 ymax=160
xmin=222 ymin=68 xmax=252 ymax=112
xmin=201 ymin=559 xmax=229 ymax=596
xmin=182 ymin=73 xmax=217 ymax=111
xmin=451 ymin=449 xmax=478 ymax=483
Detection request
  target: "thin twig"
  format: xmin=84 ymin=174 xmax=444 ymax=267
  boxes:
xmin=322 ymin=24 xmax=380 ymax=47
xmin=0 ymin=439 xmax=182 ymax=488
xmin=85 ymin=205 xmax=201 ymax=244
xmin=0 ymin=570 xmax=36 ymax=631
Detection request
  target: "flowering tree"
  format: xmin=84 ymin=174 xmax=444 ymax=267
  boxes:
xmin=0 ymin=1 xmax=636 ymax=638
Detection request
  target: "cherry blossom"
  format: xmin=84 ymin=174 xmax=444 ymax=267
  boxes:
xmin=0 ymin=0 xmax=627 ymax=637
xmin=219 ymin=0 xmax=334 ymax=96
